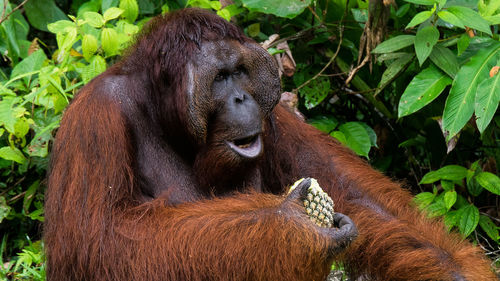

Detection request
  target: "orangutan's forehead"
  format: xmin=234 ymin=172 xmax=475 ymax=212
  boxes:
xmin=192 ymin=40 xmax=246 ymax=69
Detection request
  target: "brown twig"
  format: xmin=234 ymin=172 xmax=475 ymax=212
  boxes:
xmin=294 ymin=0 xmax=350 ymax=93
xmin=0 ymin=0 xmax=29 ymax=25
xmin=344 ymin=54 xmax=370 ymax=85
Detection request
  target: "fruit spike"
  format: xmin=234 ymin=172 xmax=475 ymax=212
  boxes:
xmin=289 ymin=178 xmax=335 ymax=228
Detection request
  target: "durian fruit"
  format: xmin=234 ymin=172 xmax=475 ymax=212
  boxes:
xmin=289 ymin=178 xmax=335 ymax=228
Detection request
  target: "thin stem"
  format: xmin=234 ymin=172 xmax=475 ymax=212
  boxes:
xmin=0 ymin=0 xmax=29 ymax=25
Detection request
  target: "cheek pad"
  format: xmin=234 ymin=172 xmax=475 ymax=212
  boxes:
xmin=242 ymin=42 xmax=281 ymax=115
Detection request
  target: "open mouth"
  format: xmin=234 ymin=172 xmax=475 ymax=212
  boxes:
xmin=226 ymin=134 xmax=262 ymax=159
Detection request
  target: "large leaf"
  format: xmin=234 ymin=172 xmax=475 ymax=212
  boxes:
xmin=0 ymin=97 xmax=28 ymax=137
xmin=0 ymin=146 xmax=26 ymax=164
xmin=457 ymin=34 xmax=470 ymax=56
xmin=10 ymin=49 xmax=47 ymax=86
xmin=415 ymin=26 xmax=440 ymax=66
xmin=103 ymin=7 xmax=124 ymax=21
xmin=398 ymin=65 xmax=452 ymax=117
xmin=83 ymin=12 xmax=105 ymax=28
xmin=373 ymin=35 xmax=415 ymax=53
xmin=414 ymin=192 xmax=435 ymax=209
xmin=437 ymin=10 xmax=465 ymax=28
xmin=101 ymin=28 xmax=119 ymax=56
xmin=309 ymin=116 xmax=338 ymax=133
xmin=420 ymin=165 xmax=468 ymax=184
xmin=0 ymin=1 xmax=21 ymax=59
xmin=378 ymin=53 xmax=415 ymax=91
xmin=458 ymin=204 xmax=479 ymax=237
xmin=120 ymin=0 xmax=139 ymax=23
xmin=479 ymin=215 xmax=499 ymax=241
xmin=429 ymin=45 xmax=460 ymax=78
xmin=24 ymin=0 xmax=68 ymax=31
xmin=475 ymin=172 xmax=500 ymax=195
xmin=406 ymin=11 xmax=433 ymax=28
xmin=474 ymin=72 xmax=500 ymax=133
xmin=443 ymin=42 xmax=500 ymax=138
xmin=82 ymin=55 xmax=107 ymax=84
xmin=447 ymin=6 xmax=492 ymax=35
xmin=444 ymin=190 xmax=457 ymax=210
xmin=47 ymin=20 xmax=75 ymax=34
xmin=82 ymin=34 xmax=99 ymax=61
xmin=241 ymin=0 xmax=312 ymax=18
xmin=338 ymin=122 xmax=371 ymax=158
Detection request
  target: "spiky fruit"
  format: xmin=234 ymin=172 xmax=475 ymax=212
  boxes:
xmin=289 ymin=178 xmax=335 ymax=228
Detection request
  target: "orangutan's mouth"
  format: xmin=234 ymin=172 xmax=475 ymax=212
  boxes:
xmin=226 ymin=134 xmax=262 ymax=159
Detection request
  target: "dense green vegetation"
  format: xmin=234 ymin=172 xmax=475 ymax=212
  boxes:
xmin=0 ymin=0 xmax=499 ymax=279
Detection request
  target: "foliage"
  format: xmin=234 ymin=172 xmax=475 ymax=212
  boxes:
xmin=0 ymin=0 xmax=498 ymax=279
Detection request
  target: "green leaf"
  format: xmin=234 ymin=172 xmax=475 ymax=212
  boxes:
xmin=84 ymin=12 xmax=105 ymax=28
xmin=479 ymin=215 xmax=499 ymax=241
xmin=441 ymin=180 xmax=454 ymax=191
xmin=82 ymin=55 xmax=107 ymax=84
xmin=484 ymin=14 xmax=500 ymax=25
xmin=406 ymin=11 xmax=433 ymax=28
xmin=247 ymin=23 xmax=261 ymax=37
xmin=378 ymin=53 xmax=415 ymax=90
xmin=209 ymin=0 xmax=222 ymax=10
xmin=474 ymin=72 xmax=500 ymax=133
xmin=437 ymin=10 xmax=464 ymax=28
xmin=23 ymin=180 xmax=40 ymax=214
xmin=398 ymin=65 xmax=452 ymax=117
xmin=444 ymin=190 xmax=457 ymax=210
xmin=13 ymin=118 xmax=30 ymax=138
xmin=309 ymin=116 xmax=338 ymax=133
xmin=82 ymin=34 xmax=99 ymax=62
xmin=427 ymin=200 xmax=448 ymax=217
xmin=420 ymin=165 xmax=468 ymax=184
xmin=59 ymin=27 xmax=78 ymax=51
xmin=0 ymin=146 xmax=26 ymax=164
xmin=447 ymin=6 xmax=492 ymax=35
xmin=10 ymin=49 xmax=47 ymax=86
xmin=298 ymin=77 xmax=330 ymax=110
xmin=373 ymin=35 xmax=415 ymax=54
xmin=444 ymin=210 xmax=459 ymax=230
xmin=241 ymin=0 xmax=312 ymax=18
xmin=429 ymin=45 xmax=459 ymax=78
xmin=330 ymin=131 xmax=347 ymax=144
xmin=475 ymin=172 xmax=500 ymax=195
xmin=0 ymin=96 xmax=27 ymax=136
xmin=338 ymin=122 xmax=372 ymax=158
xmin=47 ymin=20 xmax=75 ymax=34
xmin=404 ymin=0 xmax=436 ymax=5
xmin=414 ymin=192 xmax=435 ymax=209
xmin=458 ymin=204 xmax=479 ymax=237
xmin=415 ymin=26 xmax=440 ymax=66
xmin=24 ymin=0 xmax=68 ymax=31
xmin=0 ymin=2 xmax=20 ymax=60
xmin=396 ymin=4 xmax=411 ymax=18
xmin=443 ymin=41 xmax=500 ymax=138
xmin=457 ymin=33 xmax=470 ymax=56
xmin=103 ymin=7 xmax=124 ymax=21
xmin=101 ymin=28 xmax=119 ymax=56
xmin=120 ymin=0 xmax=139 ymax=23
xmin=467 ymin=174 xmax=483 ymax=196
xmin=359 ymin=122 xmax=378 ymax=148
xmin=216 ymin=9 xmax=231 ymax=21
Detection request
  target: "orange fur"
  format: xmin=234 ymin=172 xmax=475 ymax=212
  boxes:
xmin=44 ymin=8 xmax=497 ymax=281
xmin=262 ymin=105 xmax=497 ymax=281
